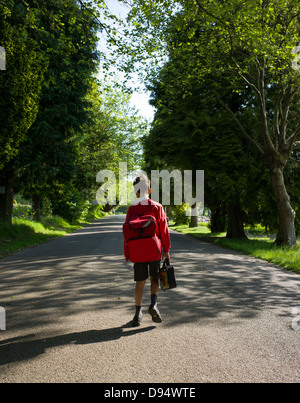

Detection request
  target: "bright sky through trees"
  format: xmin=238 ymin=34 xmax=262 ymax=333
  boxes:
xmin=97 ymin=0 xmax=156 ymax=122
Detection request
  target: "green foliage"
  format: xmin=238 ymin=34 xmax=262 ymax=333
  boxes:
xmin=0 ymin=214 xmax=83 ymax=258
xmin=172 ymin=223 xmax=300 ymax=273
xmin=49 ymin=185 xmax=87 ymax=223
xmin=74 ymin=78 xmax=146 ymax=202
xmin=13 ymin=204 xmax=35 ymax=221
xmin=0 ymin=1 xmax=46 ymax=169
xmin=15 ymin=0 xmax=100 ymax=202
xmin=171 ymin=204 xmax=190 ymax=225
xmin=1 ymin=0 xmax=146 ymax=224
xmin=121 ymin=0 xmax=300 ymax=244
xmin=144 ymin=56 xmax=267 ymax=231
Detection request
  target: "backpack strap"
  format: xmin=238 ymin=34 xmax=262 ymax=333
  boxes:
xmin=138 ymin=201 xmax=153 ymax=217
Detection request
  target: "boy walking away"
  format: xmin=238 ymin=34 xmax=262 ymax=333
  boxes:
xmin=123 ymin=174 xmax=171 ymax=327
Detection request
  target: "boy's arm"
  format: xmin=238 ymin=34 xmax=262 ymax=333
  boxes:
xmin=123 ymin=207 xmax=131 ymax=261
xmin=158 ymin=206 xmax=171 ymax=258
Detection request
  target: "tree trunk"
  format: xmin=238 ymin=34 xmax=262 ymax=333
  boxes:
xmin=32 ymin=193 xmax=41 ymax=222
xmin=270 ymin=166 xmax=296 ymax=246
xmin=189 ymin=203 xmax=198 ymax=227
xmin=189 ymin=215 xmax=198 ymax=227
xmin=226 ymin=202 xmax=247 ymax=239
xmin=210 ymin=205 xmax=226 ymax=233
xmin=0 ymin=164 xmax=14 ymax=224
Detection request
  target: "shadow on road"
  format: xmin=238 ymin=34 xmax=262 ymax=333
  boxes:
xmin=165 ymin=230 xmax=300 ymax=328
xmin=0 ymin=324 xmax=156 ymax=366
xmin=0 ymin=216 xmax=299 ymax=369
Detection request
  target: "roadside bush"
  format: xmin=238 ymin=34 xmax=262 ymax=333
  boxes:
xmin=172 ymin=204 xmax=190 ymax=225
xmin=13 ymin=204 xmax=34 ymax=220
xmin=50 ymin=187 xmax=86 ymax=223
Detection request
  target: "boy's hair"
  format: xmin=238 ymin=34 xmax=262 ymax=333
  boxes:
xmin=133 ymin=174 xmax=150 ymax=197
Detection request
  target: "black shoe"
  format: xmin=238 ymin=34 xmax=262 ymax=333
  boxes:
xmin=148 ymin=304 xmax=162 ymax=323
xmin=131 ymin=312 xmax=142 ymax=327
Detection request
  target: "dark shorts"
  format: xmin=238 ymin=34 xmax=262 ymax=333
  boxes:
xmin=133 ymin=260 xmax=161 ymax=282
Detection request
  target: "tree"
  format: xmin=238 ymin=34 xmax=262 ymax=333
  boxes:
xmin=285 ymin=152 xmax=300 ymax=236
xmin=145 ymin=66 xmax=264 ymax=238
xmin=15 ymin=0 xmax=100 ymax=221
xmin=119 ymin=0 xmax=300 ymax=245
xmin=0 ymin=1 xmax=46 ymax=222
xmin=2 ymin=0 xmax=134 ymax=223
xmin=142 ymin=11 xmax=263 ymax=237
xmin=196 ymin=0 xmax=300 ymax=246
xmin=74 ymin=78 xmax=145 ymax=205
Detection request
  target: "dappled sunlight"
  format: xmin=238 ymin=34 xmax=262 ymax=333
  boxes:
xmin=0 ymin=215 xmax=300 ymax=382
xmin=1 ymin=215 xmax=300 ymax=338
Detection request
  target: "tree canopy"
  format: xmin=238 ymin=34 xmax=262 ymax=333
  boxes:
xmin=1 ymin=0 xmax=300 ymax=246
xmin=0 ymin=0 xmax=145 ymax=223
xmin=0 ymin=1 xmax=46 ymax=169
xmin=114 ymin=0 xmax=300 ymax=245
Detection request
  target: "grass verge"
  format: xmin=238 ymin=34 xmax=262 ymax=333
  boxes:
xmin=171 ymin=223 xmax=300 ymax=274
xmin=0 ymin=212 xmax=107 ymax=259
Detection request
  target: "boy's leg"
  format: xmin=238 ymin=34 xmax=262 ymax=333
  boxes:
xmin=132 ymin=263 xmax=148 ymax=326
xmin=132 ymin=280 xmax=146 ymax=327
xmin=150 ymin=276 xmax=159 ymax=308
xmin=149 ymin=260 xmax=160 ymax=303
xmin=148 ymin=261 xmax=162 ymax=323
xmin=135 ymin=280 xmax=146 ymax=306
xmin=150 ymin=276 xmax=159 ymax=297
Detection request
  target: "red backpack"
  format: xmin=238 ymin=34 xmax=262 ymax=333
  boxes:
xmin=123 ymin=212 xmax=162 ymax=263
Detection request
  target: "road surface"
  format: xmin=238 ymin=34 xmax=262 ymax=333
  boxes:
xmin=0 ymin=215 xmax=300 ymax=383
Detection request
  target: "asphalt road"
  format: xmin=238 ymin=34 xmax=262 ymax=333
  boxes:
xmin=0 ymin=215 xmax=300 ymax=383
